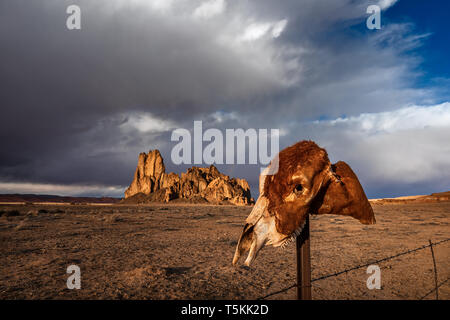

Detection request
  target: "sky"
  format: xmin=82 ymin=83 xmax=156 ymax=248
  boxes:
xmin=0 ymin=0 xmax=449 ymax=199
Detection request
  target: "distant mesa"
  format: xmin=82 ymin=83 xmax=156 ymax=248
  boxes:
xmin=370 ymin=191 xmax=450 ymax=204
xmin=122 ymin=150 xmax=254 ymax=205
xmin=0 ymin=194 xmax=120 ymax=204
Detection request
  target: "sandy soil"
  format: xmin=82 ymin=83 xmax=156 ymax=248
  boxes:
xmin=0 ymin=202 xmax=449 ymax=300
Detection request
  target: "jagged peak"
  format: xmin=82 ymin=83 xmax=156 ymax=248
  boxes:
xmin=124 ymin=151 xmax=253 ymax=205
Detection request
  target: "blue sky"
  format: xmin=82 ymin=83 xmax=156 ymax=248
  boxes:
xmin=0 ymin=0 xmax=449 ymax=199
xmin=385 ymin=0 xmax=450 ymax=89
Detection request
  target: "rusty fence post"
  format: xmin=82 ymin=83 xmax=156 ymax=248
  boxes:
xmin=296 ymin=215 xmax=311 ymax=300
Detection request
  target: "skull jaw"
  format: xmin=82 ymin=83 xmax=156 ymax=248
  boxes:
xmin=232 ymin=214 xmax=288 ymax=266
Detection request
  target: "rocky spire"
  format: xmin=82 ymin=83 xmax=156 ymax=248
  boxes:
xmin=124 ymin=150 xmax=253 ymax=205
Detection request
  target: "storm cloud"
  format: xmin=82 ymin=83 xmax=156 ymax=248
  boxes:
xmin=0 ymin=0 xmax=448 ymax=198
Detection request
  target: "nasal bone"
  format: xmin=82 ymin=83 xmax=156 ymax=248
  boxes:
xmin=243 ymin=220 xmax=269 ymax=266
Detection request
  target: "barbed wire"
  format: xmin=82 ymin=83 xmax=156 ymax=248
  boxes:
xmin=420 ymin=277 xmax=450 ymax=300
xmin=257 ymin=238 xmax=450 ymax=300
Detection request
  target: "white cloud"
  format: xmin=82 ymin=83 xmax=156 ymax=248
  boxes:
xmin=308 ymin=102 xmax=450 ymax=189
xmin=240 ymin=22 xmax=273 ymax=41
xmin=193 ymin=0 xmax=226 ymax=19
xmin=329 ymin=102 xmax=450 ymax=133
xmin=370 ymin=23 xmax=432 ymax=52
xmin=146 ymin=0 xmax=174 ymax=12
xmin=210 ymin=110 xmax=239 ymax=123
xmin=120 ymin=112 xmax=178 ymax=133
xmin=272 ymin=19 xmax=288 ymax=38
xmin=239 ymin=19 xmax=288 ymax=41
xmin=378 ymin=0 xmax=398 ymax=10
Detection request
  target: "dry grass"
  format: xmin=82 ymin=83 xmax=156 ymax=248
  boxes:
xmin=0 ymin=202 xmax=448 ymax=299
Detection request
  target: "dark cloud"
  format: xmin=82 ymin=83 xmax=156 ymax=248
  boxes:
xmin=0 ymin=0 xmax=448 ymax=198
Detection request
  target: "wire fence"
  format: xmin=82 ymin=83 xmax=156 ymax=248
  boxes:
xmin=257 ymin=238 xmax=450 ymax=300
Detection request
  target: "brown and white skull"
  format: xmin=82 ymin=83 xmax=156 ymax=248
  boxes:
xmin=233 ymin=140 xmax=376 ymax=266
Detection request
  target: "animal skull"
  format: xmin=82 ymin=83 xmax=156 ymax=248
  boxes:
xmin=232 ymin=140 xmax=376 ymax=266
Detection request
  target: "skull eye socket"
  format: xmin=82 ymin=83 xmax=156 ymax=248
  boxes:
xmin=293 ymin=184 xmax=303 ymax=194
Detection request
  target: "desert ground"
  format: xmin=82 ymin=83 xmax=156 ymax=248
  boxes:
xmin=0 ymin=201 xmax=449 ymax=300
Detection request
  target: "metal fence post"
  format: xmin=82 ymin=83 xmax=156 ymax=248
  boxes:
xmin=296 ymin=215 xmax=311 ymax=300
xmin=428 ymin=239 xmax=439 ymax=300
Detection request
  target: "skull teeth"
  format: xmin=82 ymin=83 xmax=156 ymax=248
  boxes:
xmin=280 ymin=221 xmax=305 ymax=249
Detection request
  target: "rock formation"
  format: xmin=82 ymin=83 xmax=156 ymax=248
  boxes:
xmin=124 ymin=150 xmax=166 ymax=198
xmin=123 ymin=150 xmax=253 ymax=205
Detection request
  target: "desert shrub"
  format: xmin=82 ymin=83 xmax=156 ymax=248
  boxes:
xmin=104 ymin=214 xmax=124 ymax=223
xmin=15 ymin=220 xmax=27 ymax=231
xmin=26 ymin=210 xmax=39 ymax=217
